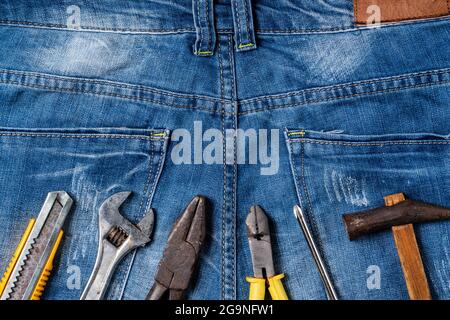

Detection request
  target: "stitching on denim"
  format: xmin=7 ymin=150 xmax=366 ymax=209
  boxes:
xmin=299 ymin=140 xmax=332 ymax=298
xmin=0 ymin=69 xmax=226 ymax=103
xmin=232 ymin=114 xmax=237 ymax=300
xmin=217 ymin=39 xmax=226 ymax=299
xmin=196 ymin=0 xmax=204 ymax=51
xmin=0 ymin=132 xmax=165 ymax=140
xmin=0 ymin=20 xmax=197 ymax=33
xmin=1 ymin=16 xmax=449 ymax=34
xmin=286 ymin=138 xmax=304 ymax=207
xmin=217 ymin=39 xmax=225 ymax=100
xmin=122 ymin=139 xmax=167 ymax=299
xmin=229 ymin=36 xmax=236 ymax=101
xmin=242 ymin=0 xmax=251 ymax=44
xmin=221 ymin=100 xmax=226 ymax=300
xmin=288 ymin=139 xmax=450 ymax=146
xmin=355 ymin=0 xmax=449 ymax=25
xmin=238 ymin=79 xmax=450 ymax=115
xmin=229 ymin=33 xmax=238 ymax=299
xmin=145 ymin=141 xmax=165 ymax=215
xmin=118 ymin=251 xmax=135 ymax=300
xmin=119 ymin=138 xmax=156 ymax=300
xmin=138 ymin=140 xmax=155 ymax=215
xmin=239 ymin=68 xmax=450 ymax=104
xmin=358 ymin=13 xmax=450 ymax=24
xmin=0 ymin=79 xmax=226 ymax=115
xmin=300 ymin=141 xmax=320 ymax=253
xmin=205 ymin=0 xmax=212 ymax=51
xmin=233 ymin=0 xmax=242 ymax=46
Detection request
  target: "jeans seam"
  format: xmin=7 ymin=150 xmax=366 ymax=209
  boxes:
xmin=118 ymin=133 xmax=169 ymax=299
xmin=117 ymin=140 xmax=155 ymax=300
xmin=288 ymin=140 xmax=450 ymax=146
xmin=239 ymin=68 xmax=450 ymax=104
xmin=218 ymin=34 xmax=225 ymax=299
xmin=0 ymin=79 xmax=224 ymax=115
xmin=220 ymin=36 xmax=228 ymax=299
xmin=242 ymin=0 xmax=251 ymax=44
xmin=0 ymin=132 xmax=164 ymax=141
xmin=1 ymin=16 xmax=449 ymax=34
xmin=205 ymin=0 xmax=212 ymax=51
xmin=0 ymin=68 xmax=225 ymax=103
xmin=217 ymin=39 xmax=225 ymax=100
xmin=230 ymin=33 xmax=238 ymax=299
xmin=233 ymin=0 xmax=242 ymax=46
xmin=238 ymin=79 xmax=450 ymax=115
xmin=221 ymin=103 xmax=226 ymax=300
xmin=300 ymin=142 xmax=321 ymax=251
xmin=197 ymin=0 xmax=204 ymax=50
xmin=138 ymin=140 xmax=155 ymax=216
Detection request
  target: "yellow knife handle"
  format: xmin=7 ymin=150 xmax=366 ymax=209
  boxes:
xmin=268 ymin=274 xmax=288 ymax=300
xmin=31 ymin=230 xmax=64 ymax=300
xmin=246 ymin=277 xmax=267 ymax=300
xmin=0 ymin=219 xmax=36 ymax=296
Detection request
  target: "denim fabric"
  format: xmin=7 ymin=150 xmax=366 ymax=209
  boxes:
xmin=0 ymin=1 xmax=449 ymax=300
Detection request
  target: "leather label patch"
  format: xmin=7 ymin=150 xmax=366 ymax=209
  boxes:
xmin=354 ymin=0 xmax=450 ymax=24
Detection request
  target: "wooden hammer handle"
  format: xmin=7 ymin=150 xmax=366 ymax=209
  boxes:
xmin=386 ymin=193 xmax=431 ymax=300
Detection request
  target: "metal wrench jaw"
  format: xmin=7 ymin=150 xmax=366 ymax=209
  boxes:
xmin=80 ymin=192 xmax=154 ymax=300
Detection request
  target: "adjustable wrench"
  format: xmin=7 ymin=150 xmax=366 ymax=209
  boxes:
xmin=80 ymin=191 xmax=154 ymax=300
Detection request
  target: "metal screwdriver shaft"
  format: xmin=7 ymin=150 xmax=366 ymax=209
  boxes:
xmin=293 ymin=205 xmax=338 ymax=300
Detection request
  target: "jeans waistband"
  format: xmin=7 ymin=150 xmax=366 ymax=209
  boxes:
xmin=0 ymin=0 xmax=355 ymax=35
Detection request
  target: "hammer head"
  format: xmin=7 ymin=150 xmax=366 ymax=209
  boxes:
xmin=98 ymin=191 xmax=154 ymax=247
xmin=343 ymin=194 xmax=450 ymax=240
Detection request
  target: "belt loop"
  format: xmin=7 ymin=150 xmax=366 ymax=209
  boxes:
xmin=193 ymin=0 xmax=216 ymax=56
xmin=231 ymin=0 xmax=257 ymax=52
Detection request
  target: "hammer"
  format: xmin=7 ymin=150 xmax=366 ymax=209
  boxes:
xmin=343 ymin=193 xmax=450 ymax=300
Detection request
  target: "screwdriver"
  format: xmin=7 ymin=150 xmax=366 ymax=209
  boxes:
xmin=293 ymin=205 xmax=338 ymax=300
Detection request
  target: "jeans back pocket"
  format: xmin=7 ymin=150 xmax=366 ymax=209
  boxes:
xmin=0 ymin=127 xmax=170 ymax=299
xmin=285 ymin=129 xmax=450 ymax=299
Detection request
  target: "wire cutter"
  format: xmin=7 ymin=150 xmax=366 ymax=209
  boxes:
xmin=146 ymin=196 xmax=206 ymax=300
xmin=246 ymin=205 xmax=288 ymax=300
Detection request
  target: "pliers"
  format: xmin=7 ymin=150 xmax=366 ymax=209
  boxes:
xmin=246 ymin=205 xmax=288 ymax=300
xmin=146 ymin=196 xmax=206 ymax=300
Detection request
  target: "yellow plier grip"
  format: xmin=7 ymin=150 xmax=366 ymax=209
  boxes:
xmin=246 ymin=277 xmax=267 ymax=300
xmin=268 ymin=274 xmax=288 ymax=300
xmin=0 ymin=219 xmax=64 ymax=300
xmin=246 ymin=274 xmax=288 ymax=300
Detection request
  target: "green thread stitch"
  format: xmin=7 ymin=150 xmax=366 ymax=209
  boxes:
xmin=238 ymin=43 xmax=255 ymax=49
xmin=195 ymin=50 xmax=213 ymax=55
xmin=151 ymin=132 xmax=166 ymax=137
xmin=289 ymin=130 xmax=306 ymax=136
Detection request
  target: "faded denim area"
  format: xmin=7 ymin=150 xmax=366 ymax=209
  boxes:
xmin=0 ymin=0 xmax=450 ymax=300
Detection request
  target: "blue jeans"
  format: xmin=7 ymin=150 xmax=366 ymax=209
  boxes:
xmin=0 ymin=0 xmax=449 ymax=300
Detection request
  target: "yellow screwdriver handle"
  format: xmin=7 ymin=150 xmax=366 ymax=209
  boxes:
xmin=246 ymin=277 xmax=266 ymax=300
xmin=31 ymin=230 xmax=64 ymax=300
xmin=0 ymin=219 xmax=36 ymax=296
xmin=268 ymin=274 xmax=288 ymax=300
